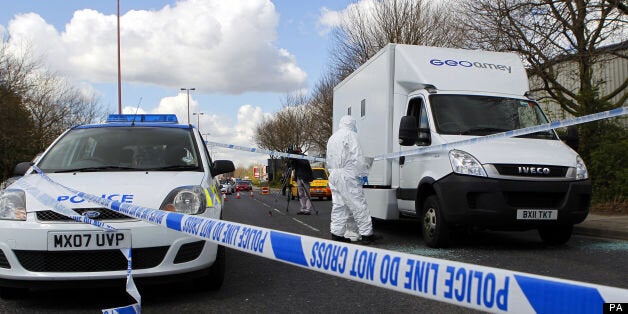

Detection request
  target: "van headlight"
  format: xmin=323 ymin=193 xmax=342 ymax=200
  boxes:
xmin=576 ymin=155 xmax=588 ymax=180
xmin=0 ymin=189 xmax=27 ymax=220
xmin=160 ymin=186 xmax=207 ymax=215
xmin=449 ymin=149 xmax=487 ymax=177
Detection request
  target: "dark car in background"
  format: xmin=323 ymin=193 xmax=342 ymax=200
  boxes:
xmin=236 ymin=180 xmax=252 ymax=192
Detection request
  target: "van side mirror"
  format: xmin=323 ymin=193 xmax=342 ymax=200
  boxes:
xmin=212 ymin=160 xmax=235 ymax=177
xmin=399 ymin=116 xmax=418 ymax=146
xmin=563 ymin=126 xmax=579 ymax=151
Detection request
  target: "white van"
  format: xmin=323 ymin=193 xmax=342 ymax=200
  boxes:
xmin=0 ymin=114 xmax=234 ymax=297
xmin=333 ymin=44 xmax=591 ymax=248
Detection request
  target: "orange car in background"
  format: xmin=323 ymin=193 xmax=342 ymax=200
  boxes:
xmin=290 ymin=167 xmax=331 ymax=200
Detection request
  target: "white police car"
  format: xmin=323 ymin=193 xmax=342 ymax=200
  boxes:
xmin=0 ymin=114 xmax=234 ymax=298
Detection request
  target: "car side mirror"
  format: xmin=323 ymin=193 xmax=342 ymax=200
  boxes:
xmin=14 ymin=162 xmax=34 ymax=176
xmin=399 ymin=116 xmax=418 ymax=146
xmin=212 ymin=160 xmax=235 ymax=177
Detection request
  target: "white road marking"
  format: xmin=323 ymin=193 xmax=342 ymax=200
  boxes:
xmin=292 ymin=218 xmax=319 ymax=232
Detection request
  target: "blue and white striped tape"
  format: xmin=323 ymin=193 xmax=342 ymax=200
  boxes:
xmin=204 ymin=142 xmax=326 ymax=162
xmin=206 ymin=107 xmax=627 ymax=162
xmin=29 ymin=169 xmax=628 ymax=313
xmin=374 ymin=106 xmax=627 ymax=161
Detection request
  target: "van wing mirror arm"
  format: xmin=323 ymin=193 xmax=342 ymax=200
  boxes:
xmin=399 ymin=116 xmax=418 ymax=146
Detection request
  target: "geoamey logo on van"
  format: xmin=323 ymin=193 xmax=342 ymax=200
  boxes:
xmin=429 ymin=58 xmax=512 ymax=74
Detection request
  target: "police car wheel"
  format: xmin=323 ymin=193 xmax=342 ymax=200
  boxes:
xmin=0 ymin=287 xmax=28 ymax=300
xmin=421 ymin=195 xmax=450 ymax=248
xmin=196 ymin=245 xmax=225 ymax=291
xmin=538 ymin=225 xmax=573 ymax=245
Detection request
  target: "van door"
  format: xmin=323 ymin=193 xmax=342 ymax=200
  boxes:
xmin=397 ymin=96 xmax=431 ymax=215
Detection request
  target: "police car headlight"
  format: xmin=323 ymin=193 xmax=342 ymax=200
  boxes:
xmin=0 ymin=189 xmax=27 ymax=221
xmin=449 ymin=149 xmax=487 ymax=177
xmin=160 ymin=186 xmax=206 ymax=215
xmin=576 ymin=155 xmax=589 ymax=180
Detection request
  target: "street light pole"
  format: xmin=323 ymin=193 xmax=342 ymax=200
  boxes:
xmin=117 ymin=0 xmax=122 ymax=114
xmin=193 ymin=112 xmax=204 ymax=130
xmin=181 ymin=87 xmax=195 ymax=124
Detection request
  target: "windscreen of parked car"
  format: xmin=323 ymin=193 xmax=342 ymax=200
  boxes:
xmin=312 ymin=169 xmax=328 ymax=180
xmin=430 ymin=95 xmax=557 ymax=140
xmin=37 ymin=126 xmax=203 ymax=173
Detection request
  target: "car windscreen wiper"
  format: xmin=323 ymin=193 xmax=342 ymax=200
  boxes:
xmin=54 ymin=166 xmax=138 ymax=173
xmin=140 ymin=165 xmax=199 ymax=171
xmin=461 ymin=127 xmax=511 ymax=135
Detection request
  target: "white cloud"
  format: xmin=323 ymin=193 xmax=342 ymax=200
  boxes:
xmin=317 ymin=7 xmax=342 ymax=35
xmin=4 ymin=0 xmax=307 ymax=94
xmin=317 ymin=0 xmax=377 ymax=35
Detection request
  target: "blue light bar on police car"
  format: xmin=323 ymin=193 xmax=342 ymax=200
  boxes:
xmin=106 ymin=114 xmax=179 ymax=123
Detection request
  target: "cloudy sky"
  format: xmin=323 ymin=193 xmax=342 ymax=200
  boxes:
xmin=0 ymin=0 xmax=365 ymax=168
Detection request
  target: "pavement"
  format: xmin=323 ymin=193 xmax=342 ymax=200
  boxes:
xmin=574 ymin=213 xmax=628 ymax=241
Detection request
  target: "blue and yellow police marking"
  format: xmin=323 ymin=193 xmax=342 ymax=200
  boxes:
xmin=209 ymin=185 xmax=221 ymax=205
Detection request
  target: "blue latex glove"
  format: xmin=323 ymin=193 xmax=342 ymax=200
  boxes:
xmin=360 ymin=176 xmax=369 ymax=185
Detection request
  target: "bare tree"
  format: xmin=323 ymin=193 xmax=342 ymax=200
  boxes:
xmin=461 ymin=0 xmax=626 ymax=115
xmin=1 ymin=43 xmax=41 ymax=181
xmin=1 ymin=40 xmax=105 ymax=155
xmin=460 ymin=0 xmax=627 ymax=161
xmin=24 ymin=71 xmax=102 ymax=150
xmin=331 ymin=0 xmax=465 ymax=79
xmin=0 ymin=85 xmax=37 ymax=181
xmin=308 ymin=71 xmax=338 ymax=155
xmin=253 ymin=92 xmax=314 ymax=154
xmin=0 ymin=43 xmax=40 ymax=94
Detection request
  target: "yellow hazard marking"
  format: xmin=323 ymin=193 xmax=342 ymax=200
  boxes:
xmin=204 ymin=188 xmax=214 ymax=207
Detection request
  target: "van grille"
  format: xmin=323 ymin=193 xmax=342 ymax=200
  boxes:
xmin=493 ymin=164 xmax=568 ymax=177
xmin=14 ymin=246 xmax=168 ymax=272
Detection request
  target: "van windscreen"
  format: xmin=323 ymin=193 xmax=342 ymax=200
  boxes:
xmin=429 ymin=95 xmax=556 ymax=139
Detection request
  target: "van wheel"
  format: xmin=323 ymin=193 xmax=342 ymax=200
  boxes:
xmin=538 ymin=225 xmax=573 ymax=245
xmin=421 ymin=195 xmax=450 ymax=248
xmin=196 ymin=245 xmax=225 ymax=291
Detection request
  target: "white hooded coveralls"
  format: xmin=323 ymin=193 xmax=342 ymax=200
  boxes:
xmin=326 ymin=115 xmax=374 ymax=238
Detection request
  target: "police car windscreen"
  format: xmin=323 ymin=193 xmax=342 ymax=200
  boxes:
xmin=37 ymin=127 xmax=202 ymax=172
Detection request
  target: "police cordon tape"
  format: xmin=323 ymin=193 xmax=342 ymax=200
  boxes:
xmin=26 ymin=167 xmax=628 ymax=313
xmin=204 ymin=141 xmax=326 ymax=162
xmin=374 ymin=106 xmax=627 ymax=161
xmin=205 ymin=107 xmax=627 ymax=163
